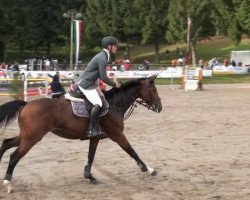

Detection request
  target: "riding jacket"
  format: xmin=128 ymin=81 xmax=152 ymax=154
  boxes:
xmin=50 ymin=81 xmax=64 ymax=95
xmin=77 ymin=50 xmax=116 ymax=90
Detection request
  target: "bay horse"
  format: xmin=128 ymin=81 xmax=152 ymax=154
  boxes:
xmin=0 ymin=75 xmax=162 ymax=193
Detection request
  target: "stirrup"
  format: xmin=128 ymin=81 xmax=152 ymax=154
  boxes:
xmin=86 ymin=130 xmax=102 ymax=138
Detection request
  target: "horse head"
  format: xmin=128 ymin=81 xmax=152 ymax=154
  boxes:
xmin=137 ymin=74 xmax=162 ymax=113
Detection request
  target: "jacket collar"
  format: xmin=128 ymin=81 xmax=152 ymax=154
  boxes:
xmin=103 ymin=49 xmax=110 ymax=62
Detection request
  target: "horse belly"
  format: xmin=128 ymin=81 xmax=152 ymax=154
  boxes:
xmin=52 ymin=117 xmax=88 ymax=140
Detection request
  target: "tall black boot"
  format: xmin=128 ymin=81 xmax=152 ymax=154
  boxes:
xmin=87 ymin=105 xmax=101 ymax=138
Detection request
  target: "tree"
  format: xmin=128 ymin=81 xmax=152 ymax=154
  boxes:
xmin=29 ymin=0 xmax=66 ymax=56
xmin=117 ymin=0 xmax=142 ymax=57
xmin=0 ymin=0 xmax=20 ymax=61
xmin=235 ymin=0 xmax=250 ymax=37
xmin=166 ymin=0 xmax=218 ymax=65
xmin=84 ymin=0 xmax=142 ymax=59
xmin=84 ymin=0 xmax=112 ymax=48
xmin=134 ymin=0 xmax=169 ymax=63
xmin=11 ymin=0 xmax=33 ymax=54
xmin=213 ymin=0 xmax=243 ymax=45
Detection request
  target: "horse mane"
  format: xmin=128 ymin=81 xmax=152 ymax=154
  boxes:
xmin=104 ymin=78 xmax=146 ymax=100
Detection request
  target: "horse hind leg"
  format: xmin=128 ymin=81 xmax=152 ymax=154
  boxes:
xmin=3 ymin=139 xmax=38 ymax=193
xmin=0 ymin=136 xmax=20 ymax=162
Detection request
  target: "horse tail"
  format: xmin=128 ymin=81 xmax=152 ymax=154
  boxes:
xmin=0 ymin=100 xmax=27 ymax=129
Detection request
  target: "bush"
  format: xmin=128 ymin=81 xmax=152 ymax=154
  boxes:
xmin=9 ymin=72 xmax=23 ymax=100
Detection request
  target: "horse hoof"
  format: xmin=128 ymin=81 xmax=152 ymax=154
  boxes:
xmin=3 ymin=180 xmax=13 ymax=193
xmin=150 ymin=169 xmax=158 ymax=176
xmin=147 ymin=166 xmax=158 ymax=176
xmin=84 ymin=176 xmax=98 ymax=184
xmin=90 ymin=179 xmax=98 ymax=184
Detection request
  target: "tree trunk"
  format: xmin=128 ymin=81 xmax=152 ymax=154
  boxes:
xmin=154 ymin=40 xmax=160 ymax=63
xmin=46 ymin=42 xmax=51 ymax=57
xmin=0 ymin=41 xmax=5 ymax=62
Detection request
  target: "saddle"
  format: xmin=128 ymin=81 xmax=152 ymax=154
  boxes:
xmin=65 ymin=89 xmax=109 ymax=118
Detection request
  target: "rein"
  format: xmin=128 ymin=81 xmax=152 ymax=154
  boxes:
xmin=124 ymin=101 xmax=138 ymax=120
xmin=124 ymin=97 xmax=161 ymax=120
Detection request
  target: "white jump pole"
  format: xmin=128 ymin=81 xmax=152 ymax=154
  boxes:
xmin=45 ymin=79 xmax=49 ymax=97
xmin=23 ymin=74 xmax=28 ymax=101
xmin=170 ymin=67 xmax=176 ymax=90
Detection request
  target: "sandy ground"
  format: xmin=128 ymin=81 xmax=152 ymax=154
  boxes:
xmin=0 ymin=84 xmax=250 ymax=200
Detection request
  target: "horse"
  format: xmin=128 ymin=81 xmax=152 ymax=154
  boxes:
xmin=0 ymin=75 xmax=162 ymax=193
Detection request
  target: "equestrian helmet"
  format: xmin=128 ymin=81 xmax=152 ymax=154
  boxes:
xmin=101 ymin=36 xmax=118 ymax=48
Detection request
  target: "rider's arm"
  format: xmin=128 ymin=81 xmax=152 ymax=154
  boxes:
xmin=98 ymin=59 xmax=116 ymax=87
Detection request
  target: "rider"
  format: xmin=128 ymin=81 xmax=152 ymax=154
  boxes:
xmin=77 ymin=36 xmax=121 ymax=138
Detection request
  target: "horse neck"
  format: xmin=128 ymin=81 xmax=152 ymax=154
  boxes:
xmin=111 ymin=86 xmax=139 ymax=115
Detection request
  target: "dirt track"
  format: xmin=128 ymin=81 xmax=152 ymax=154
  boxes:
xmin=0 ymin=84 xmax=250 ymax=200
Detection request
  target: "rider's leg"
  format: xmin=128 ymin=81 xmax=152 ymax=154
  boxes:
xmin=87 ymin=104 xmax=101 ymax=137
xmin=78 ymin=86 xmax=103 ymax=137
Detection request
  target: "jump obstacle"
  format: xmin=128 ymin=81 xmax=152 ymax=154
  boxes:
xmin=0 ymin=77 xmax=51 ymax=101
xmin=180 ymin=65 xmax=203 ymax=91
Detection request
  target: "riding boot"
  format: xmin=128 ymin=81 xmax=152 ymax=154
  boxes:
xmin=94 ymin=116 xmax=105 ymax=134
xmin=87 ymin=105 xmax=102 ymax=138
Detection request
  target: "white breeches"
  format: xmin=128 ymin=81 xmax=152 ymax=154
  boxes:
xmin=78 ymin=86 xmax=102 ymax=107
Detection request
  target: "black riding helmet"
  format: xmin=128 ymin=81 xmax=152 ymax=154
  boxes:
xmin=102 ymin=36 xmax=118 ymax=48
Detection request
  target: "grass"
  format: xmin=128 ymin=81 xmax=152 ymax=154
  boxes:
xmin=153 ymin=74 xmax=250 ymax=85
xmin=126 ymin=36 xmax=250 ymax=64
xmin=195 ymin=36 xmax=250 ymax=62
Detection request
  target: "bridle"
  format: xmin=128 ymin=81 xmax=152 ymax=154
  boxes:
xmin=110 ymin=79 xmax=161 ymax=120
xmin=124 ymin=96 xmax=161 ymax=120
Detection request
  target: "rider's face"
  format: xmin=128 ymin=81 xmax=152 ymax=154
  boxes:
xmin=109 ymin=45 xmax=118 ymax=54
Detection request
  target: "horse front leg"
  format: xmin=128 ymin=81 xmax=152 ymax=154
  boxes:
xmin=84 ymin=138 xmax=100 ymax=184
xmin=112 ymin=134 xmax=157 ymax=176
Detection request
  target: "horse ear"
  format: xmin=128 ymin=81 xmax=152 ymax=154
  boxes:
xmin=148 ymin=74 xmax=158 ymax=81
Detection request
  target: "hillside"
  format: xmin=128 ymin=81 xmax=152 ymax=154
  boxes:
xmin=5 ymin=36 xmax=250 ymax=65
xmin=126 ymin=36 xmax=250 ymax=65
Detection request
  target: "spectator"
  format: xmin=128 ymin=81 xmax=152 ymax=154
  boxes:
xmin=106 ymin=64 xmax=112 ymax=70
xmin=124 ymin=52 xmax=128 ymax=60
xmin=49 ymin=74 xmax=65 ymax=99
xmin=197 ymin=65 xmax=204 ymax=91
xmin=198 ymin=59 xmax=204 ymax=67
xmin=214 ymin=58 xmax=219 ymax=66
xmin=143 ymin=59 xmax=150 ymax=70
xmin=231 ymin=59 xmax=236 ymax=67
xmin=44 ymin=59 xmax=50 ymax=70
xmin=171 ymin=59 xmax=178 ymax=67
xmin=13 ymin=61 xmax=20 ymax=71
xmin=120 ymin=63 xmax=125 ymax=72
xmin=0 ymin=62 xmax=6 ymax=69
xmin=124 ymin=60 xmax=130 ymax=71
xmin=223 ymin=59 xmax=229 ymax=67
xmin=177 ymin=58 xmax=184 ymax=66
xmin=238 ymin=60 xmax=242 ymax=67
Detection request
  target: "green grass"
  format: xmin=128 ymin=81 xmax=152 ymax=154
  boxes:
xmin=128 ymin=36 xmax=250 ymax=64
xmin=195 ymin=37 xmax=250 ymax=62
xmin=203 ymin=74 xmax=250 ymax=84
xmin=153 ymin=74 xmax=250 ymax=85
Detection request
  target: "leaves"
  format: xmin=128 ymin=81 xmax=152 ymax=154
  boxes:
xmin=0 ymin=0 xmax=249 ymax=62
